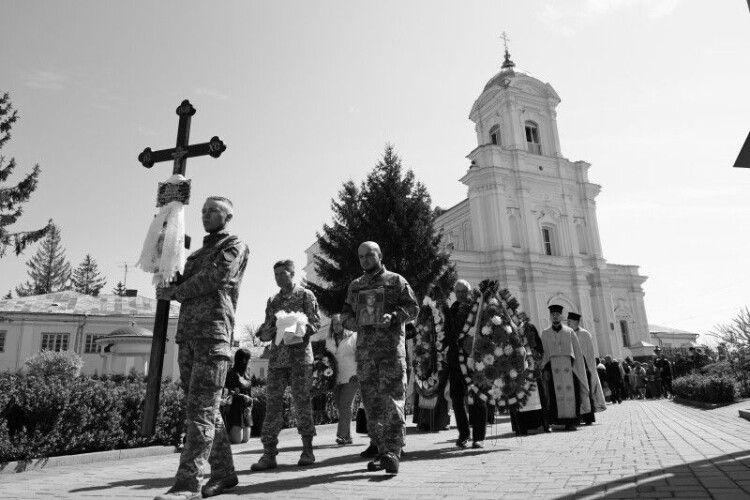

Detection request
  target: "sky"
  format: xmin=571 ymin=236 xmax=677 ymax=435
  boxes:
xmin=0 ymin=1 xmax=748 ymax=343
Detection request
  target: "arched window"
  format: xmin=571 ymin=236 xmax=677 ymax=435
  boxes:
xmin=525 ymin=121 xmax=541 ymax=155
xmin=541 ymin=225 xmax=556 ymax=256
xmin=489 ymin=125 xmax=500 ymax=146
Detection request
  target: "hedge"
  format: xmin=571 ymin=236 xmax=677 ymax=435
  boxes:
xmin=0 ymin=372 xmax=347 ymax=463
xmin=672 ymin=373 xmax=737 ymax=404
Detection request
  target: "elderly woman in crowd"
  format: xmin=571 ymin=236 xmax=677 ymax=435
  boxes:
xmin=326 ymin=314 xmax=358 ymax=445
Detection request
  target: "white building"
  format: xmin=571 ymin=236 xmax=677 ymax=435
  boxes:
xmin=306 ymin=49 xmax=651 ymax=360
xmin=0 ymin=291 xmax=181 ymax=379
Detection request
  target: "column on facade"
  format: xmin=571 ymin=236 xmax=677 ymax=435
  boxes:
xmin=547 ymin=102 xmax=562 ymax=157
xmin=588 ymin=269 xmax=616 ymax=357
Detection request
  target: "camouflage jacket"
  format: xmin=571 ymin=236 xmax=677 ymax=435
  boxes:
xmin=258 ymin=285 xmax=320 ymax=367
xmin=341 ymin=267 xmax=419 ymax=360
xmin=173 ymin=231 xmax=249 ymax=345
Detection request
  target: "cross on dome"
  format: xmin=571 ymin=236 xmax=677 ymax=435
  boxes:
xmin=500 ymin=31 xmax=516 ymax=70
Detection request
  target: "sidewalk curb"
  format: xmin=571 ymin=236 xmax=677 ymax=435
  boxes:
xmin=0 ymin=445 xmax=177 ymax=475
xmin=739 ymin=409 xmax=750 ymax=422
xmin=672 ymin=396 xmax=733 ymax=410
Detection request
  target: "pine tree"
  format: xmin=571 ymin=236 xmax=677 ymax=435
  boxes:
xmin=0 ymin=92 xmax=52 ymax=257
xmin=71 ymin=254 xmax=107 ymax=296
xmin=112 ymin=281 xmax=127 ymax=297
xmin=308 ymin=144 xmax=454 ymax=314
xmin=15 ymin=224 xmax=71 ymax=296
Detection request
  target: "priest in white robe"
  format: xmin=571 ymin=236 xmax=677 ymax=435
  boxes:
xmin=540 ymin=305 xmax=590 ymax=430
xmin=567 ymin=312 xmax=606 ymax=425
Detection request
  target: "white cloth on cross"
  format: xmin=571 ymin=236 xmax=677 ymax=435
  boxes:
xmin=135 ymin=174 xmax=188 ymax=286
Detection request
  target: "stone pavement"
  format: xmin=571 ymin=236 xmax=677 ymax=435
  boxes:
xmin=1 ymin=399 xmax=749 ymax=499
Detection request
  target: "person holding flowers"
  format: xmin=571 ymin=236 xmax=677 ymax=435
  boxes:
xmin=446 ymin=279 xmax=487 ymax=448
xmin=325 ymin=314 xmax=359 ymax=445
xmin=251 ymin=259 xmax=320 ymax=471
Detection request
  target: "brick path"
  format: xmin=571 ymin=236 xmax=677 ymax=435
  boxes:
xmin=1 ymin=399 xmax=749 ymax=499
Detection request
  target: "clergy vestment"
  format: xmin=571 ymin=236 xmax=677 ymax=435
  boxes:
xmin=573 ymin=327 xmax=606 ymax=424
xmin=540 ymin=324 xmax=590 ymax=426
xmin=511 ymin=323 xmax=550 ymax=435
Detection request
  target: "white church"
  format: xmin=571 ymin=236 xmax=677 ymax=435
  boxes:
xmin=306 ymin=47 xmax=652 ymax=360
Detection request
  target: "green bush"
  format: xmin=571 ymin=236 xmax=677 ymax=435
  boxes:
xmin=672 ymin=373 xmax=737 ymax=404
xmin=0 ymin=373 xmax=185 ymax=463
xmin=24 ymin=351 xmax=83 ymax=381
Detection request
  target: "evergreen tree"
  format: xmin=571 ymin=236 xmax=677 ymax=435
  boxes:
xmin=71 ymin=254 xmax=107 ymax=296
xmin=308 ymin=144 xmax=454 ymax=314
xmin=0 ymin=92 xmax=52 ymax=257
xmin=15 ymin=224 xmax=71 ymax=296
xmin=112 ymin=281 xmax=127 ymax=296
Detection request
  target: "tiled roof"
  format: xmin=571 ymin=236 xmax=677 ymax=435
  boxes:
xmin=0 ymin=291 xmax=180 ymax=318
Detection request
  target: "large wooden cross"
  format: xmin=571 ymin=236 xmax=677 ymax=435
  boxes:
xmin=138 ymin=99 xmax=227 ymax=436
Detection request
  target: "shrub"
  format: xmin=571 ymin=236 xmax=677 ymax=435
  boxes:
xmin=24 ymin=351 xmax=83 ymax=381
xmin=0 ymin=374 xmax=185 ymax=463
xmin=672 ymin=374 xmax=737 ymax=404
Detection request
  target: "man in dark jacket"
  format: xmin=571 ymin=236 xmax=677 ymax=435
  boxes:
xmin=604 ymin=355 xmax=624 ymax=404
xmin=155 ymin=196 xmax=249 ymax=500
xmin=654 ymin=348 xmax=674 ymax=398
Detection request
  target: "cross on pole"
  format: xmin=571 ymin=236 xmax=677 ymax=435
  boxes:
xmin=138 ymin=99 xmax=227 ymax=436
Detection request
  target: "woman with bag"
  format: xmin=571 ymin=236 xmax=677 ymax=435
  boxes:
xmin=326 ymin=314 xmax=358 ymax=445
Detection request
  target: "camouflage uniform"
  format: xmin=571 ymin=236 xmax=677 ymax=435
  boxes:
xmin=258 ymin=285 xmax=320 ymax=455
xmin=171 ymin=231 xmax=249 ymax=491
xmin=341 ymin=267 xmax=418 ymax=457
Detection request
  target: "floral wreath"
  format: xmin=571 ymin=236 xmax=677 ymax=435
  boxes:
xmin=412 ymin=295 xmax=449 ymax=399
xmin=457 ymin=280 xmax=536 ymax=411
xmin=311 ymin=349 xmax=337 ymax=395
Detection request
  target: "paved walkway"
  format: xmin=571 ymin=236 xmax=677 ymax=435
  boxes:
xmin=1 ymin=399 xmax=749 ymax=499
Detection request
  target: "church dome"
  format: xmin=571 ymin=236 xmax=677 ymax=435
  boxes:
xmin=105 ymin=324 xmax=153 ymax=338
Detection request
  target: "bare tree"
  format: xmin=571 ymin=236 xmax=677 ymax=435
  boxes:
xmin=711 ymin=306 xmax=750 ymax=349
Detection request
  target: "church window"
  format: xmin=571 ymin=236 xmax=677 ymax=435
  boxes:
xmin=84 ymin=333 xmax=104 ymax=354
xmin=525 ymin=121 xmax=541 ymax=155
xmin=0 ymin=331 xmax=5 ymax=352
xmin=620 ymin=320 xmax=630 ymax=347
xmin=576 ymin=223 xmax=588 ymax=254
xmin=41 ymin=332 xmax=69 ymax=352
xmin=541 ymin=226 xmax=556 ymax=256
xmin=489 ymin=125 xmax=500 ymax=146
xmin=259 ymin=367 xmax=265 ymax=379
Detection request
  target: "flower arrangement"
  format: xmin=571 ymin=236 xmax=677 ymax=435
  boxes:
xmin=311 ymin=349 xmax=337 ymax=395
xmin=412 ymin=295 xmax=448 ymax=399
xmin=458 ymin=280 xmax=535 ymax=411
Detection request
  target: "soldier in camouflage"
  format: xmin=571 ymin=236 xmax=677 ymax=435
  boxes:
xmin=341 ymin=241 xmax=418 ymax=475
xmin=251 ymin=259 xmax=320 ymax=471
xmin=155 ymin=196 xmax=249 ymax=500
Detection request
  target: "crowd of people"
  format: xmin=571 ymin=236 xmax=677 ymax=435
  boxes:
xmin=151 ymin=195 xmax=670 ymax=500
xmin=595 ymin=350 xmax=674 ymax=402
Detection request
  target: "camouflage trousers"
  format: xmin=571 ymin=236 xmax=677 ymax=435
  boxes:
xmin=174 ymin=340 xmax=234 ymax=491
xmin=261 ymin=363 xmax=316 ymax=455
xmin=358 ymin=355 xmax=406 ymax=457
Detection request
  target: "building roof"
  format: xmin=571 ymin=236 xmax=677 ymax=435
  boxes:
xmin=104 ymin=324 xmax=153 ymax=338
xmin=0 ymin=291 xmax=180 ymax=318
xmin=648 ymin=324 xmax=698 ymax=336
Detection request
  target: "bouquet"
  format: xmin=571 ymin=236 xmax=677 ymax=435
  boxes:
xmin=311 ymin=349 xmax=337 ymax=395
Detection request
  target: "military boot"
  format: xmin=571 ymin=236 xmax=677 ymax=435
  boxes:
xmin=297 ymin=436 xmax=315 ymax=466
xmin=250 ymin=452 xmax=278 ymax=471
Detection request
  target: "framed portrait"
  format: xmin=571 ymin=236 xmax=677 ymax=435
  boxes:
xmin=356 ymin=287 xmax=385 ymax=326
